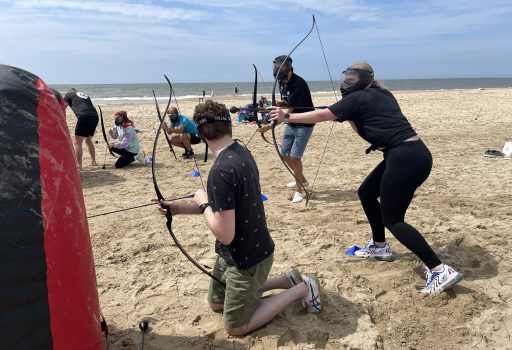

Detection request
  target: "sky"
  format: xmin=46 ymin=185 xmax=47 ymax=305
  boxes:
xmin=1 ymin=0 xmax=511 ymax=84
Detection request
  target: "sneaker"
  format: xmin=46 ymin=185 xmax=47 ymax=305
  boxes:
xmin=183 ymin=150 xmax=194 ymax=159
xmin=354 ymin=239 xmax=394 ymax=261
xmin=302 ymin=276 xmax=322 ymax=314
xmin=287 ymin=181 xmax=310 ymax=188
xmin=484 ymin=149 xmax=504 ymax=158
xmin=285 ymin=267 xmax=303 ymax=287
xmin=135 ymin=150 xmax=146 ymax=165
xmin=291 ymin=192 xmax=304 ymax=203
xmin=420 ymin=264 xmax=463 ymax=294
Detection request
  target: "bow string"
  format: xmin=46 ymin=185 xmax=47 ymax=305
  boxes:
xmin=98 ymin=105 xmax=118 ymax=158
xmin=152 ymin=75 xmax=223 ymax=286
xmin=271 ymin=16 xmax=317 ymax=205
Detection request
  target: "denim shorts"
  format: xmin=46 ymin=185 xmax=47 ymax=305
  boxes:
xmin=280 ymin=125 xmax=314 ymax=158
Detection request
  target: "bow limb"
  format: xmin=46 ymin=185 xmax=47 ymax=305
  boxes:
xmin=151 ymin=105 xmax=225 ymax=287
xmin=98 ymin=105 xmax=118 ymax=158
xmin=270 ymin=16 xmax=316 ymax=204
xmin=164 ymin=75 xmax=206 ymax=190
xmin=252 ymin=64 xmax=272 ymax=145
xmin=152 ymin=89 xmax=178 ymax=161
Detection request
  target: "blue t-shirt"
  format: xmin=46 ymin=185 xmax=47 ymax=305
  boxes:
xmin=171 ymin=115 xmax=199 ymax=135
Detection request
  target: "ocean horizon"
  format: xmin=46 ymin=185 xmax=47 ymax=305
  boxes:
xmin=50 ymin=78 xmax=512 ymax=105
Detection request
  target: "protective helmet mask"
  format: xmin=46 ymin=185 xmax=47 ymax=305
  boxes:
xmin=339 ymin=67 xmax=374 ymax=97
xmin=114 ymin=116 xmax=124 ymax=126
xmin=273 ymin=64 xmax=291 ymax=81
xmin=273 ymin=55 xmax=293 ymax=82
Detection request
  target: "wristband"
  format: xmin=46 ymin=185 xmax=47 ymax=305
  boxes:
xmin=284 ymin=113 xmax=290 ymax=124
xmin=199 ymin=202 xmax=211 ymax=214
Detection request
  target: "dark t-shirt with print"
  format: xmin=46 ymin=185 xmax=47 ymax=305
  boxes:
xmin=63 ymin=91 xmax=99 ymax=120
xmin=328 ymin=86 xmax=417 ymax=150
xmin=207 ymin=142 xmax=274 ymax=270
xmin=279 ymin=72 xmax=314 ymax=128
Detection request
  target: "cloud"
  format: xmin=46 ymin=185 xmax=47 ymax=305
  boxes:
xmin=7 ymin=0 xmax=207 ymax=22
xmin=1 ymin=0 xmax=511 ymax=82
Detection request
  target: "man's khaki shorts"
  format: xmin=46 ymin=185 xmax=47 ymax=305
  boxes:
xmin=207 ymin=254 xmax=273 ymax=328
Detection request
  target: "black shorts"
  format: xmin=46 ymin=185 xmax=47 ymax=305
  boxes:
xmin=75 ymin=117 xmax=98 ymax=137
xmin=190 ymin=133 xmax=201 ymax=144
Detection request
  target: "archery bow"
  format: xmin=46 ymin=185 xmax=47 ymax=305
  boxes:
xmin=307 ymin=17 xmax=339 ymax=201
xmin=98 ymin=105 xmax=118 ymax=158
xmin=252 ymin=64 xmax=272 ymax=145
xmin=164 ymin=75 xmax=206 ymax=190
xmin=151 ymin=77 xmax=224 ymax=287
xmin=152 ymin=90 xmax=178 ymax=161
xmin=271 ymin=16 xmax=317 ymax=205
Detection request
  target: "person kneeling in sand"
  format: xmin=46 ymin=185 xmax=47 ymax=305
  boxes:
xmin=107 ymin=111 xmax=141 ymax=168
xmin=157 ymin=100 xmax=322 ymax=336
xmin=163 ymin=107 xmax=202 ymax=159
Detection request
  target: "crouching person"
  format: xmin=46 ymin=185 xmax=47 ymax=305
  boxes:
xmin=158 ymin=100 xmax=322 ymax=336
xmin=108 ymin=111 xmax=140 ymax=168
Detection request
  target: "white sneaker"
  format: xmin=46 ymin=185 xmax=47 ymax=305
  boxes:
xmin=291 ymin=192 xmax=304 ymax=203
xmin=420 ymin=264 xmax=463 ymax=294
xmin=354 ymin=239 xmax=394 ymax=261
xmin=302 ymin=276 xmax=322 ymax=314
xmin=285 ymin=267 xmax=303 ymax=287
xmin=287 ymin=181 xmax=310 ymax=189
xmin=135 ymin=150 xmax=146 ymax=165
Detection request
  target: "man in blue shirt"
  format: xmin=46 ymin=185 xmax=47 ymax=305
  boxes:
xmin=163 ymin=107 xmax=201 ymax=158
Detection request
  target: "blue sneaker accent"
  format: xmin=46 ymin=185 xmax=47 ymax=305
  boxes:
xmin=303 ymin=276 xmax=322 ymax=314
xmin=421 ymin=264 xmax=463 ymax=294
xmin=354 ymin=239 xmax=394 ymax=261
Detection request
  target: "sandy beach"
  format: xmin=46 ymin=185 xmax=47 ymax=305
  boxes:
xmin=74 ymin=88 xmax=512 ymax=350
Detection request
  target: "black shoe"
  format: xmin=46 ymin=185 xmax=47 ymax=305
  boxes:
xmin=183 ymin=150 xmax=194 ymax=159
xmin=484 ymin=149 xmax=504 ymax=158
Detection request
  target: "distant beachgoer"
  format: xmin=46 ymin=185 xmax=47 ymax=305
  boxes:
xmin=234 ymin=84 xmax=239 ymax=97
xmin=107 ymin=111 xmax=141 ymax=168
xmin=202 ymin=90 xmax=206 ymax=97
xmin=63 ymin=88 xmax=99 ymax=170
xmin=269 ymin=62 xmax=463 ymax=294
xmin=258 ymin=96 xmax=268 ymax=108
xmin=163 ymin=107 xmax=201 ymax=159
xmin=211 ymin=90 xmax=214 ymax=97
xmin=157 ymin=100 xmax=322 ymax=336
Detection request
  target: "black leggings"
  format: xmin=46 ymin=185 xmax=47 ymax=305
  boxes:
xmin=358 ymin=140 xmax=441 ymax=269
xmin=111 ymin=148 xmax=137 ymax=168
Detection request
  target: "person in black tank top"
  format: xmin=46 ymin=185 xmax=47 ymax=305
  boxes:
xmin=269 ymin=62 xmax=463 ymax=295
xmin=157 ymin=100 xmax=322 ymax=336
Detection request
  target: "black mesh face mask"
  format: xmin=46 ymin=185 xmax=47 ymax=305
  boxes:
xmin=339 ymin=67 xmax=374 ymax=97
xmin=273 ymin=62 xmax=291 ymax=82
xmin=114 ymin=116 xmax=123 ymax=126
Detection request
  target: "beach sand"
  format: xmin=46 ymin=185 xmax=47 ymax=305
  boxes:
xmin=74 ymin=88 xmax=512 ymax=349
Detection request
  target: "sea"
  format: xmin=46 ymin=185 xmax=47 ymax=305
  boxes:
xmin=50 ymin=78 xmax=512 ymax=105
